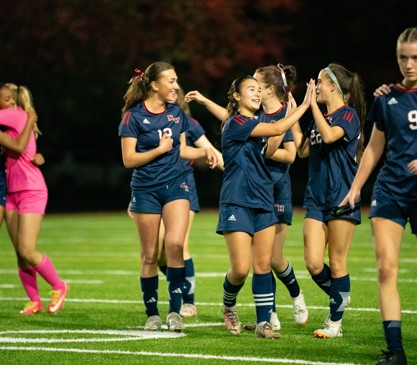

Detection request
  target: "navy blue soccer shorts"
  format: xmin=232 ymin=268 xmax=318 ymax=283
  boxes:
xmin=216 ymin=203 xmax=278 ymax=236
xmin=185 ymin=172 xmax=200 ymax=213
xmin=274 ymin=200 xmax=293 ymax=225
xmin=305 ymin=207 xmax=361 ymax=225
xmin=369 ymin=193 xmax=417 ymax=234
xmin=129 ymin=174 xmax=190 ymax=214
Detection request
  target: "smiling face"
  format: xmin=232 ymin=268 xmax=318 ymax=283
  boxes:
xmin=234 ymin=78 xmax=261 ymax=115
xmin=0 ymin=86 xmax=16 ymax=109
xmin=397 ymin=41 xmax=417 ymax=88
xmin=152 ymin=68 xmax=179 ymax=103
xmin=315 ymin=70 xmax=334 ymax=104
xmin=253 ymin=72 xmax=272 ymax=104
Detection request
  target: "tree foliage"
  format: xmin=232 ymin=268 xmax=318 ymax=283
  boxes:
xmin=0 ymin=0 xmax=415 ymax=210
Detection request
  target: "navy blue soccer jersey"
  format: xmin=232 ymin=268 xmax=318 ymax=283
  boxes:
xmin=118 ymin=102 xmax=188 ymax=189
xmin=304 ymin=105 xmax=360 ymax=210
xmin=182 ymin=116 xmax=205 ymax=174
xmin=220 ymin=114 xmax=274 ymax=211
xmin=368 ymin=85 xmax=417 ymax=201
xmin=258 ymin=105 xmax=293 ymax=202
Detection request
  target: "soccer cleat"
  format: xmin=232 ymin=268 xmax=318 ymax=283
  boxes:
xmin=144 ymin=315 xmax=162 ymax=331
xmin=166 ymin=312 xmax=184 ymax=332
xmin=375 ymin=350 xmax=407 ymax=365
xmin=223 ymin=305 xmax=241 ymax=335
xmin=48 ymin=281 xmax=69 ymax=314
xmin=255 ymin=321 xmax=281 ymax=339
xmin=314 ymin=318 xmax=343 ymax=338
xmin=292 ymin=291 xmax=308 ymax=325
xmin=180 ymin=303 xmax=197 ymax=317
xmin=270 ymin=311 xmax=281 ymax=331
xmin=20 ymin=301 xmax=44 ymax=315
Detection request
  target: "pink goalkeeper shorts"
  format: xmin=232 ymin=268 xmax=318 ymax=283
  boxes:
xmin=6 ymin=190 xmax=48 ymax=214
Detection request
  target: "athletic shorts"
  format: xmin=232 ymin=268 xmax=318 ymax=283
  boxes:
xmin=6 ymin=190 xmax=48 ymax=214
xmin=129 ymin=174 xmax=190 ymax=214
xmin=0 ymin=170 xmax=6 ymax=207
xmin=185 ymin=173 xmax=200 ymax=213
xmin=216 ymin=203 xmax=278 ymax=236
xmin=369 ymin=193 xmax=417 ymax=234
xmin=305 ymin=207 xmax=361 ymax=225
xmin=274 ymin=200 xmax=292 ymax=225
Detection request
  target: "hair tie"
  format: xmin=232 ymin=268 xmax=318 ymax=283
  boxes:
xmin=128 ymin=68 xmax=145 ymax=84
xmin=277 ymin=64 xmax=288 ymax=93
xmin=325 ymin=67 xmax=343 ymax=95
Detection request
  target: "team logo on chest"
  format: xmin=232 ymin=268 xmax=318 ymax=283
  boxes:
xmin=167 ymin=115 xmax=180 ymax=124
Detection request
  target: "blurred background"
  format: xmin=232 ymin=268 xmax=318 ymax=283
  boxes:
xmin=1 ymin=0 xmax=415 ymax=212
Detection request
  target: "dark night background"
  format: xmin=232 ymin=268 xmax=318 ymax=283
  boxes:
xmin=1 ymin=0 xmax=415 ymax=212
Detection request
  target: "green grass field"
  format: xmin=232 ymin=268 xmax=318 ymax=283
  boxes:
xmin=0 ymin=210 xmax=415 ymax=365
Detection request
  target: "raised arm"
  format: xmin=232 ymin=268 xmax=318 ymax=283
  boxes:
xmin=184 ymin=90 xmax=228 ymax=122
xmin=251 ymin=80 xmax=314 ymax=138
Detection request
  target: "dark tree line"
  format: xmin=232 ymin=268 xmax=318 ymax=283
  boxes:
xmin=0 ymin=0 xmax=415 ymax=211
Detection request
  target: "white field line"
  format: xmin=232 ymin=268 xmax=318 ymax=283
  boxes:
xmin=0 ymin=296 xmax=416 ymax=314
xmin=0 ymin=346 xmax=359 ymax=365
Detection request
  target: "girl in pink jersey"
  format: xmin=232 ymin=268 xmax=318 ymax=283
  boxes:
xmin=0 ymin=84 xmax=68 ymax=315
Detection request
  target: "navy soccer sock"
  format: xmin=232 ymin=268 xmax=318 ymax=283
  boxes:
xmin=311 ymin=263 xmax=331 ymax=295
xmin=183 ymin=258 xmax=195 ymax=305
xmin=383 ymin=320 xmax=404 ymax=353
xmin=329 ymin=274 xmax=350 ymax=321
xmin=140 ymin=275 xmax=159 ymax=317
xmin=223 ymin=275 xmax=244 ymax=307
xmin=166 ymin=267 xmax=185 ymax=313
xmin=252 ymin=272 xmax=274 ymax=323
xmin=271 ymin=272 xmax=277 ymax=312
xmin=275 ymin=262 xmax=301 ymax=298
xmin=159 ymin=265 xmax=167 ymax=276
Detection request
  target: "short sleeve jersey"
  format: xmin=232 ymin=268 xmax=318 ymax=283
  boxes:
xmin=258 ymin=105 xmax=293 ymax=201
xmin=118 ymin=102 xmax=189 ymax=189
xmin=220 ymin=114 xmax=273 ymax=211
xmin=367 ymin=85 xmax=417 ymax=201
xmin=0 ymin=107 xmax=47 ymax=192
xmin=304 ymin=105 xmax=360 ymax=210
xmin=182 ymin=116 xmax=205 ymax=174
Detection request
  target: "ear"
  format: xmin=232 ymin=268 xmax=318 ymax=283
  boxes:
xmin=150 ymin=80 xmax=159 ymax=92
xmin=233 ymin=91 xmax=240 ymax=101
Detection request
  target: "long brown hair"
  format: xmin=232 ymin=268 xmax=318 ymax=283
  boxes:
xmin=121 ymin=61 xmax=174 ymax=117
xmin=255 ymin=64 xmax=297 ymax=103
xmin=325 ymin=63 xmax=366 ymax=163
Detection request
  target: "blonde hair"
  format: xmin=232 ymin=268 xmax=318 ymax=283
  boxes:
xmin=6 ymin=83 xmax=42 ymax=137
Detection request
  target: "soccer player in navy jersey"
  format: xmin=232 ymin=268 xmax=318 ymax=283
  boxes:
xmin=157 ymin=87 xmax=224 ymax=319
xmin=341 ymin=27 xmax=417 ymax=365
xmin=215 ymin=75 xmax=314 ymax=338
xmin=291 ymin=63 xmax=366 ymax=339
xmin=184 ymin=64 xmax=309 ymax=331
xmin=119 ymin=62 xmax=218 ymax=332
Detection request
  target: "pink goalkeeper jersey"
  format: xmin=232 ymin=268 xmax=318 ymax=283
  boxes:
xmin=0 ymin=107 xmax=47 ymax=193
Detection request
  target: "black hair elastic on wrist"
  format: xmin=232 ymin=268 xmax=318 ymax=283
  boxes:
xmin=331 ymin=202 xmax=361 ymax=217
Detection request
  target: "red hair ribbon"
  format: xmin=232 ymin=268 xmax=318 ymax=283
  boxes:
xmin=128 ymin=68 xmax=145 ymax=84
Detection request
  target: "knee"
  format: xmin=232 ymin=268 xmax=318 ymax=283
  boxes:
xmin=229 ymin=267 xmax=250 ymax=283
xmin=377 ymin=261 xmax=396 ymax=284
xmin=141 ymin=254 xmax=158 ymax=267
xmin=305 ymin=258 xmax=323 ymax=276
xmin=17 ymin=246 xmax=34 ymax=263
